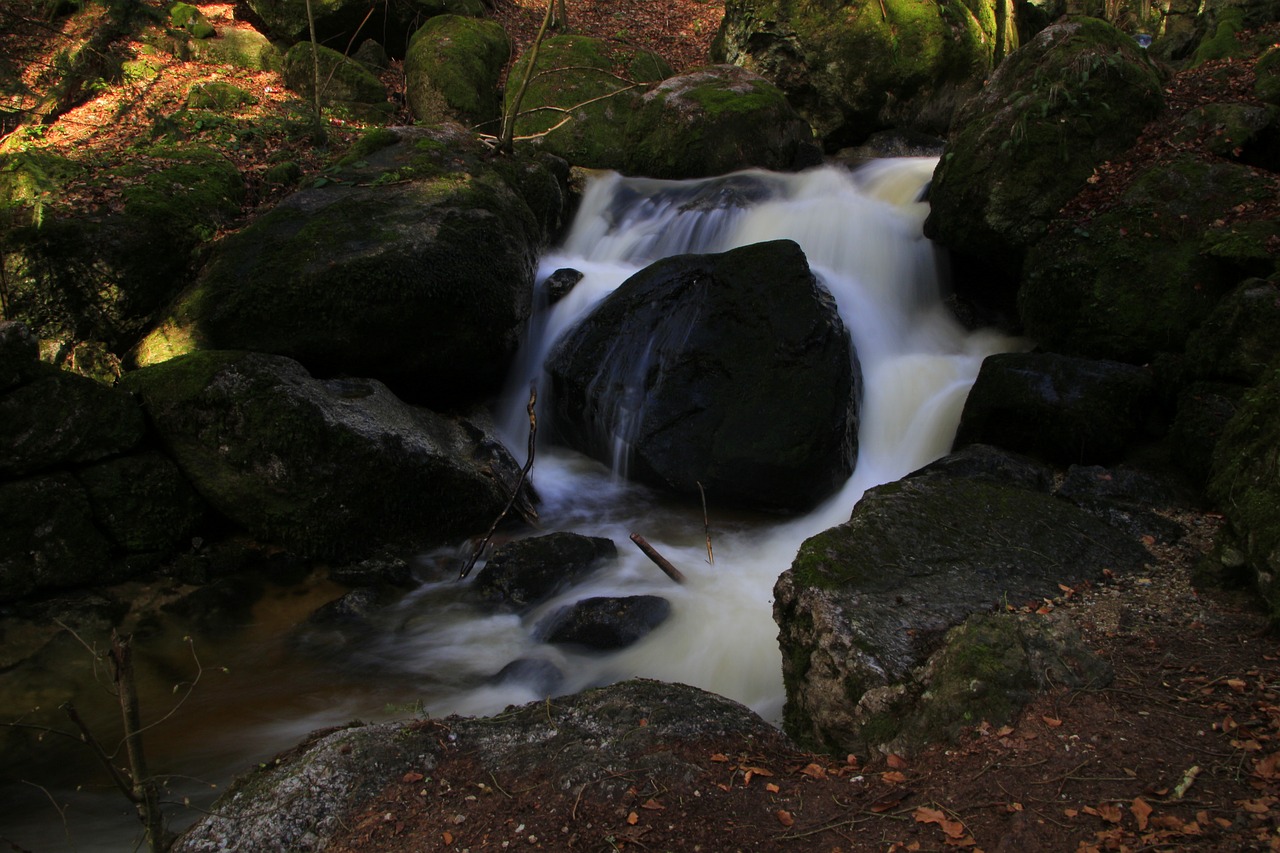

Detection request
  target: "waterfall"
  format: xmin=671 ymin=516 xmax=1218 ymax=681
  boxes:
xmin=385 ymin=159 xmax=1021 ymax=723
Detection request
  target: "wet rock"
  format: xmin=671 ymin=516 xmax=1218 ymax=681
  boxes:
xmin=546 ymin=239 xmax=859 ymax=512
xmin=0 ymin=474 xmax=114 ymax=602
xmin=0 ymin=322 xmax=40 ymax=391
xmin=1054 ymin=464 xmax=1191 ymax=543
xmin=1171 ymin=381 xmax=1245 ymax=488
xmin=1184 ymin=277 xmax=1280 ymax=385
xmin=543 ymin=268 xmax=583 ymax=305
xmin=538 ymin=595 xmax=672 ymax=650
xmin=953 ymin=351 xmax=1157 ymax=466
xmin=490 ymin=657 xmax=564 ymax=696
xmin=907 ymin=443 xmax=1055 ymax=493
xmin=472 ymin=532 xmax=617 ymax=611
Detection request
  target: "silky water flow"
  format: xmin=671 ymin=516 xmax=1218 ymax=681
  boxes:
xmin=0 ymin=158 xmax=1021 ymax=850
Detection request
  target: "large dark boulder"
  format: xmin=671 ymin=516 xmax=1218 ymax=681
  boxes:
xmin=172 ymin=679 xmax=791 ymax=853
xmin=472 ymin=532 xmax=618 ymax=611
xmin=1 ymin=147 xmax=244 ymax=351
xmin=1019 ymin=158 xmax=1279 ymax=363
xmin=952 ymin=351 xmax=1157 ymax=466
xmin=623 ymin=65 xmax=818 ymax=179
xmin=0 ymin=322 xmax=40 ymax=391
xmin=545 ymin=239 xmax=860 ymax=512
xmin=133 ymin=126 xmax=567 ymax=406
xmin=0 ymin=474 xmax=113 ymax=602
xmin=121 ymin=350 xmax=532 ymax=561
xmin=775 ymin=466 xmax=1151 ymax=755
xmin=1184 ymin=276 xmax=1280 ymax=384
xmin=0 ymin=362 xmax=145 ymax=477
xmin=714 ymin=0 xmax=1011 ymax=148
xmin=926 ymin=18 xmax=1165 ymax=286
xmin=281 ymin=43 xmax=391 ymax=120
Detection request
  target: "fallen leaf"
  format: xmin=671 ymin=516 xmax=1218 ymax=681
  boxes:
xmin=776 ymin=809 xmax=795 ymax=827
xmin=1132 ymin=797 xmax=1153 ymax=831
xmin=766 ymin=782 xmax=780 ymax=793
xmin=1098 ymin=803 xmax=1123 ymax=824
xmin=402 ymin=771 xmax=424 ymax=783
xmin=914 ymin=805 xmax=968 ymax=839
xmin=710 ymin=753 xmax=730 ymax=763
xmin=641 ymin=799 xmax=664 ymax=811
xmin=1227 ymin=678 xmax=1248 ymax=694
xmin=627 ymin=811 xmax=639 ymax=825
xmin=996 ymin=725 xmax=1015 ymax=737
xmin=801 ymin=762 xmax=827 ymax=780
xmin=1256 ymin=753 xmax=1280 ymax=780
xmin=1043 ymin=716 xmax=1063 ymax=728
xmin=1064 ymin=808 xmax=1079 ymax=818
xmin=1232 ymin=739 xmax=1264 ymax=752
xmin=881 ymin=771 xmax=908 ymax=784
xmin=442 ymin=831 xmax=453 ymax=845
xmin=741 ymin=765 xmax=774 ymax=777
xmin=886 ymin=754 xmax=909 ymax=769
xmin=871 ymin=791 xmax=910 ymax=812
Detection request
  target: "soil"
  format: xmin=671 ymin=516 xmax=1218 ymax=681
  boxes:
xmin=4 ymin=2 xmax=1280 ymax=851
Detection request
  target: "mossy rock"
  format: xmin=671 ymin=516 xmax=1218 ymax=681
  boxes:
xmin=185 ymin=81 xmax=259 ymax=110
xmin=1184 ymin=276 xmax=1280 ymax=384
xmin=77 ymin=450 xmax=207 ymax=554
xmin=623 ymin=65 xmax=817 ymax=179
xmin=133 ymin=126 xmax=563 ymax=406
xmin=505 ymin=34 xmax=672 ymax=169
xmin=404 ymin=14 xmax=509 ymax=130
xmin=715 ymin=0 xmax=1007 ymax=148
xmin=775 ymin=470 xmax=1148 ymax=754
xmin=0 ymin=473 xmax=113 ymax=603
xmin=245 ymin=0 xmax=417 ymax=53
xmin=283 ymin=42 xmax=387 ymax=108
xmin=1019 ymin=157 xmax=1277 ymax=362
xmin=121 ymin=350 xmax=531 ymax=560
xmin=2 ymin=145 xmax=244 ymax=349
xmin=1258 ymin=46 xmax=1280 ymax=104
xmin=187 ymin=27 xmax=283 ymax=72
xmin=1207 ymin=366 xmax=1280 ymax=621
xmin=926 ymin=17 xmax=1165 ymax=282
xmin=169 ymin=1 xmax=216 ymax=39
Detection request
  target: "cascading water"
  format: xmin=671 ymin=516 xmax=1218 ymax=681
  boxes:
xmin=0 ymin=158 xmax=1019 ymax=851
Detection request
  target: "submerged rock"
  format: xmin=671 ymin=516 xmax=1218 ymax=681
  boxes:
xmin=546 ymin=239 xmax=860 ymax=513
xmin=472 ymin=532 xmax=618 ymax=611
xmin=538 ymin=595 xmax=672 ymax=650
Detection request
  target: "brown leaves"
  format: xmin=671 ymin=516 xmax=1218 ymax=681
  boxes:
xmin=913 ymin=805 xmax=974 ymax=846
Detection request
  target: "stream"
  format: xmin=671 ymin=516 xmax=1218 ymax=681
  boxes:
xmin=0 ymin=158 xmax=1019 ymax=850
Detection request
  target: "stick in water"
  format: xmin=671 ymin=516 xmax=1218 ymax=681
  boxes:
xmin=697 ymin=480 xmax=714 ymax=565
xmin=630 ymin=533 xmax=687 ymax=584
xmin=458 ymin=383 xmax=538 ymax=580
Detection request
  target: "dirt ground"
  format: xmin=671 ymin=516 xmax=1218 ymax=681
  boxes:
xmin=5 ymin=2 xmax=1280 ymax=850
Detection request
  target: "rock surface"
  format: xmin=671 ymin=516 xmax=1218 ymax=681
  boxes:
xmin=545 ymin=239 xmax=859 ymax=512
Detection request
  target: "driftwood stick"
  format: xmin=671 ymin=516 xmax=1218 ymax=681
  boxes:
xmin=697 ymin=481 xmax=714 ymax=565
xmin=630 ymin=533 xmax=686 ymax=584
xmin=458 ymin=383 xmax=538 ymax=580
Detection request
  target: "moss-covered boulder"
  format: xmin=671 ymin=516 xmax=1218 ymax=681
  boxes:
xmin=622 ymin=65 xmax=817 ymax=179
xmin=0 ymin=362 xmax=145 ymax=477
xmin=185 ymin=81 xmax=258 ymax=110
xmin=169 ymin=2 xmax=216 ymax=39
xmin=953 ymin=351 xmax=1157 ymax=465
xmin=925 ymin=18 xmax=1165 ymax=284
xmin=186 ymin=27 xmax=283 ymax=72
xmin=282 ymin=42 xmax=390 ymax=120
xmin=245 ymin=0 xmax=418 ymax=53
xmin=134 ymin=126 xmax=566 ymax=405
xmin=1207 ymin=366 xmax=1280 ymax=620
xmin=714 ymin=0 xmax=1011 ymax=149
xmin=775 ymin=465 xmax=1150 ymax=755
xmin=0 ymin=474 xmax=113 ymax=602
xmin=545 ymin=240 xmax=859 ymax=513
xmin=78 ymin=451 xmax=207 ymax=557
xmin=1184 ymin=276 xmax=1280 ymax=384
xmin=505 ymin=34 xmax=671 ymax=170
xmin=1 ymin=145 xmax=244 ymax=350
xmin=122 ymin=350 xmax=533 ymax=561
xmin=404 ymin=14 xmax=509 ymax=131
xmin=1019 ymin=157 xmax=1279 ymax=362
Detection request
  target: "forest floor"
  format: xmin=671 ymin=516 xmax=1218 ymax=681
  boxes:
xmin=3 ymin=0 xmax=1280 ymax=850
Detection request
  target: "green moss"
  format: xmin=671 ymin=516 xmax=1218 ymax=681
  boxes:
xmin=185 ymin=81 xmax=258 ymax=110
xmin=337 ymin=127 xmax=401 ymax=166
xmin=404 ymin=15 xmax=509 ymax=127
xmin=1192 ymin=7 xmax=1245 ymax=66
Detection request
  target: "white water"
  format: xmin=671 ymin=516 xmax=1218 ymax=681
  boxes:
xmin=377 ymin=159 xmax=1021 ymax=724
xmin=0 ymin=159 xmax=1020 ymax=850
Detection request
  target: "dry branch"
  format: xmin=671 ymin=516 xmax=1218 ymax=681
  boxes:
xmin=630 ymin=533 xmax=687 ymax=584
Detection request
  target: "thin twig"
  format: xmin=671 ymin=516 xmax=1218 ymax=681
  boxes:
xmin=697 ymin=481 xmax=714 ymax=565
xmin=458 ymin=383 xmax=538 ymax=580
